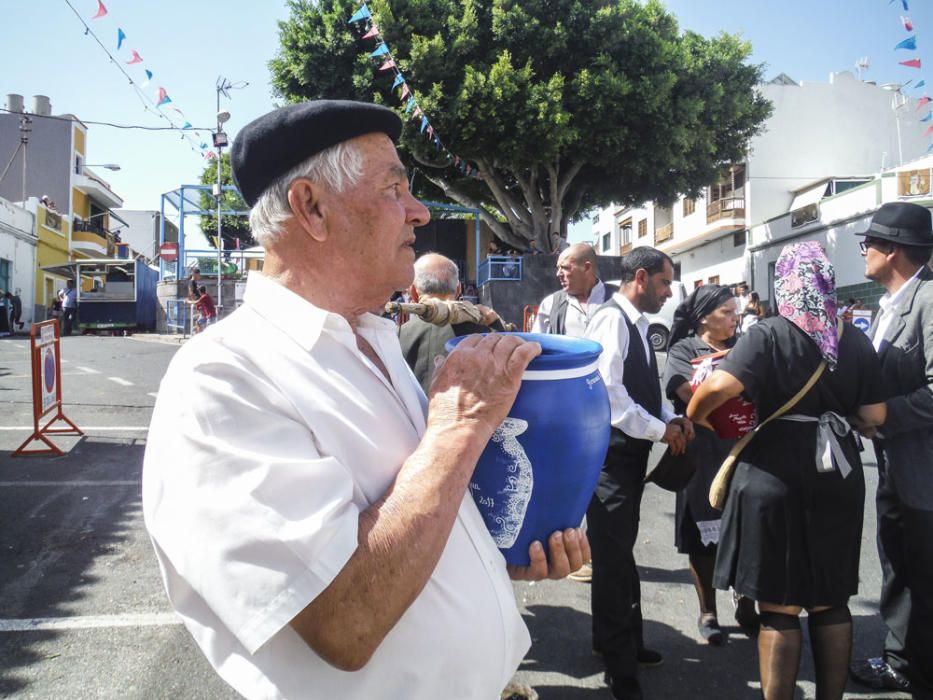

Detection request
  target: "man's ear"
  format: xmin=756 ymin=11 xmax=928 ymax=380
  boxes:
xmin=287 ymin=178 xmax=328 ymax=242
xmin=410 ymin=286 xmax=420 ymax=302
xmin=634 ymin=268 xmax=649 ymax=288
xmin=456 ymin=282 xmax=462 ymax=297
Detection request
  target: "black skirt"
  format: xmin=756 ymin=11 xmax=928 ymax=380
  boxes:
xmin=712 ymin=422 xmax=865 ymax=607
xmin=674 ymin=426 xmax=733 ymax=556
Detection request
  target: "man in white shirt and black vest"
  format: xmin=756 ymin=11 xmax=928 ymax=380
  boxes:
xmin=532 ymin=243 xmax=616 ymax=337
xmin=584 ymin=246 xmax=694 ymax=700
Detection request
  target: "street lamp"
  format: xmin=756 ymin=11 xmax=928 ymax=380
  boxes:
xmin=213 ymin=76 xmax=248 ymax=316
xmin=84 ymin=163 xmax=121 ymax=171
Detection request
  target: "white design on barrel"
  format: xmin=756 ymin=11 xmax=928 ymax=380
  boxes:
xmin=487 ymin=417 xmax=533 ymax=548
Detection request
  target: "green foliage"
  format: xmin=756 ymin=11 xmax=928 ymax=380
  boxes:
xmin=198 ymin=153 xmax=253 ymax=249
xmin=270 ymin=0 xmax=772 ymax=251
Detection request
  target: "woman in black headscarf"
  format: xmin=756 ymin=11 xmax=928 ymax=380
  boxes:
xmin=662 ymin=284 xmax=758 ymax=645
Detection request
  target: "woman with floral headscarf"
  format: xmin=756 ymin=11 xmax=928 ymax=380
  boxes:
xmin=687 ymin=242 xmax=887 ymax=700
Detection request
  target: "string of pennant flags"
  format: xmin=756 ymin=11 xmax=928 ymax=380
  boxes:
xmin=65 ymin=0 xmax=217 ymax=160
xmin=887 ymin=0 xmax=933 ymax=150
xmin=348 ymin=4 xmax=482 ymax=179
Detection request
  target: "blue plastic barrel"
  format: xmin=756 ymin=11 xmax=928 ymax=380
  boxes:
xmin=445 ymin=332 xmax=611 ymax=565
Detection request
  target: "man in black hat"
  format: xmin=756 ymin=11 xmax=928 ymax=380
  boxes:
xmin=850 ymin=201 xmax=933 ymax=697
xmin=142 ymin=100 xmax=587 ymax=700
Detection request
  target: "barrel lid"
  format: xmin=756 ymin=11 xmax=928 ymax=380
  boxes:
xmin=445 ymin=332 xmax=603 ymax=371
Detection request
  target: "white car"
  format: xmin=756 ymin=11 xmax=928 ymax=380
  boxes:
xmin=607 ymin=279 xmax=687 ymax=351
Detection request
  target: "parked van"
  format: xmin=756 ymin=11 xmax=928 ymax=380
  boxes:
xmin=607 ymin=279 xmax=687 ymax=351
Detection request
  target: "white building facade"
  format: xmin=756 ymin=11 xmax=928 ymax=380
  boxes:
xmin=593 ymin=71 xmax=930 ymax=301
xmin=0 ymin=196 xmax=38 ymax=330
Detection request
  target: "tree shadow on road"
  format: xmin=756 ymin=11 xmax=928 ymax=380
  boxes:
xmin=0 ymin=436 xmax=145 ymax=695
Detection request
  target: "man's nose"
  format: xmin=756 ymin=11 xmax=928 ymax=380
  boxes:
xmin=407 ymin=195 xmax=431 ymax=226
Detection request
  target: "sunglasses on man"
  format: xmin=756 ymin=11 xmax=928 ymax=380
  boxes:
xmin=859 ymin=237 xmax=894 ymax=255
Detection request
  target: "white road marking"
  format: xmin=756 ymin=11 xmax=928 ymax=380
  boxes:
xmin=107 ymin=376 xmax=134 ymax=386
xmin=0 ymin=481 xmax=138 ymax=487
xmin=0 ymin=613 xmax=182 ymax=632
xmin=76 ymin=366 xmax=101 ymax=374
xmin=0 ymin=426 xmax=148 ymax=431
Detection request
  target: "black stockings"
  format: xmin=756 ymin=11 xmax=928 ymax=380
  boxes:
xmin=758 ymin=611 xmax=802 ymax=700
xmin=807 ymin=607 xmax=852 ymax=700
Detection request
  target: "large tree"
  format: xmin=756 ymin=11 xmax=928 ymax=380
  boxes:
xmin=271 ymin=0 xmax=772 ymax=252
xmin=199 ymin=153 xmax=253 ymax=250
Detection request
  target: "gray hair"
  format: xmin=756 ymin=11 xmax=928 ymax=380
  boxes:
xmin=248 ymin=140 xmax=365 ymax=247
xmin=414 ymin=254 xmax=459 ymax=296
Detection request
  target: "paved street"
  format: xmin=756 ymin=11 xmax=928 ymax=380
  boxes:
xmin=0 ymin=335 xmax=911 ymax=699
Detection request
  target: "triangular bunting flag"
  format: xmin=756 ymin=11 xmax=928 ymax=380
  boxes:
xmin=117 ymin=28 xmax=126 ymax=50
xmin=126 ymin=50 xmax=143 ymax=64
xmin=91 ymin=0 xmax=107 ymax=19
xmin=348 ymin=4 xmax=371 ymax=23
xmin=916 ymin=80 xmax=926 ymax=89
xmin=173 ymin=107 xmax=185 ymax=116
xmin=391 ymin=73 xmax=405 ymax=89
xmin=902 ymin=16 xmax=913 ymax=31
xmin=400 ymin=84 xmax=411 ymax=100
xmin=895 ymin=35 xmax=917 ymax=51
xmin=900 ymin=58 xmax=922 ymax=69
xmin=917 ymin=95 xmax=930 ymax=109
xmin=200 ymin=142 xmax=208 ymax=149
xmin=405 ymin=97 xmax=416 ymax=114
xmin=420 ymin=117 xmax=429 ymax=133
xmin=928 ymin=143 xmax=933 ymax=152
xmin=157 ymin=87 xmax=172 ymax=106
xmin=413 ymin=106 xmax=423 ymax=118
xmin=427 ymin=125 xmax=434 ymax=137
xmin=183 ymin=121 xmax=192 ymax=129
xmin=362 ymin=24 xmax=380 ymax=39
xmin=370 ymin=43 xmax=390 ymax=57
xmin=902 ymin=0 xmax=909 ymax=9
xmin=924 ymin=124 xmax=933 ymax=137
xmin=378 ymin=58 xmax=396 ymax=71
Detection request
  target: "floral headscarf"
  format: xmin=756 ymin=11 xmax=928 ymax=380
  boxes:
xmin=774 ymin=241 xmax=839 ymax=370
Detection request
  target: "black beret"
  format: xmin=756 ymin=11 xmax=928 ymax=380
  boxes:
xmin=230 ymin=100 xmax=403 ymax=207
xmin=856 ymin=201 xmax=933 ymax=246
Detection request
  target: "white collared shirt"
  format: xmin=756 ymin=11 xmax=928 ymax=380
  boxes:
xmin=584 ymin=292 xmax=676 ymax=441
xmin=143 ymin=272 xmax=529 ymax=700
xmin=873 ymin=266 xmax=924 ymax=352
xmin=532 ymin=280 xmax=607 ymax=337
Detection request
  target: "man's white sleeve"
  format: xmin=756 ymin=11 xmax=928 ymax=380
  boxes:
xmin=143 ymin=352 xmax=360 ymax=655
xmin=531 ymin=293 xmax=553 ymax=334
xmin=585 ymin=310 xmax=668 ymax=442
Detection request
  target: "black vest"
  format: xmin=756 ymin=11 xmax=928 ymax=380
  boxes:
xmin=600 ymin=298 xmax=662 ymax=459
xmin=548 ymin=283 xmax=619 ymax=335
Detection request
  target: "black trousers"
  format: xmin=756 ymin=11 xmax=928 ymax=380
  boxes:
xmin=587 ymin=447 xmax=649 ymax=680
xmin=877 ymin=452 xmax=933 ymax=697
xmin=62 ymin=307 xmax=77 ymax=336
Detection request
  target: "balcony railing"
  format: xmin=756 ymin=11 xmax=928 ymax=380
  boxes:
xmin=620 ymin=242 xmax=633 ymax=255
xmin=478 ymin=255 xmax=522 ymax=285
xmin=655 ymin=222 xmax=674 ymax=243
xmin=706 ymin=197 xmax=745 ymax=224
xmin=73 ymin=218 xmax=112 ymax=238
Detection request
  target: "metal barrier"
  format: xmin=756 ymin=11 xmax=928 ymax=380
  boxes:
xmin=478 ymin=255 xmax=522 ymax=285
xmin=166 ymin=299 xmax=193 ymax=336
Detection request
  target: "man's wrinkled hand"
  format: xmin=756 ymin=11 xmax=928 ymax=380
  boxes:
xmin=475 ymin=304 xmax=501 ymax=327
xmin=507 ymin=528 xmax=590 ymax=581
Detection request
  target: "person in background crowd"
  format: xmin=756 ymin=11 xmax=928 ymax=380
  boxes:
xmin=188 ymin=268 xmax=202 ymax=301
xmin=739 ymin=291 xmax=764 ymax=334
xmin=192 ymin=285 xmax=217 ymax=334
xmin=398 ymin=252 xmax=505 ymax=394
xmin=533 ymin=242 xmax=618 ymax=584
xmin=663 ymin=285 xmax=758 ymax=646
xmin=734 ymin=283 xmax=749 ymax=315
xmin=689 ymin=241 xmax=886 ymax=700
xmin=584 ymin=246 xmax=694 ymax=700
xmin=849 ymin=202 xmax=933 ymax=697
xmin=142 ymin=99 xmax=586 ymax=700
xmin=61 ymin=279 xmax=78 ymax=336
xmin=5 ymin=291 xmax=23 ymax=331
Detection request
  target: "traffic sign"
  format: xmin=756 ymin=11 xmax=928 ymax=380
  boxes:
xmin=160 ymin=242 xmax=179 ymax=262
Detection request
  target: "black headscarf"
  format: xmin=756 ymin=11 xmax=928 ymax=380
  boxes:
xmin=668 ymin=284 xmax=736 ymax=349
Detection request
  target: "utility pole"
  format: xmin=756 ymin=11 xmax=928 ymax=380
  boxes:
xmin=19 ymin=115 xmax=32 ymax=202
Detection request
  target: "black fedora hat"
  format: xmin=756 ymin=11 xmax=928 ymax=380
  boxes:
xmin=856 ymin=202 xmax=933 ymax=247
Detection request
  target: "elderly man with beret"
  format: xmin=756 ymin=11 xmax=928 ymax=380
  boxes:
xmin=142 ymin=100 xmax=588 ymax=699
xmin=850 ymin=201 xmax=933 ymax=698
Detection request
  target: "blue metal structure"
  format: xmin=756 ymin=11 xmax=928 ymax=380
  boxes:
xmin=478 ymin=255 xmax=523 ymax=285
xmin=159 ymin=184 xmax=247 ymax=280
xmin=419 ymin=200 xmax=484 ymax=283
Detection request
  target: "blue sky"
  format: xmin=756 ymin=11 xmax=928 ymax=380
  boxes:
xmin=2 ymin=0 xmax=931 ymax=243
